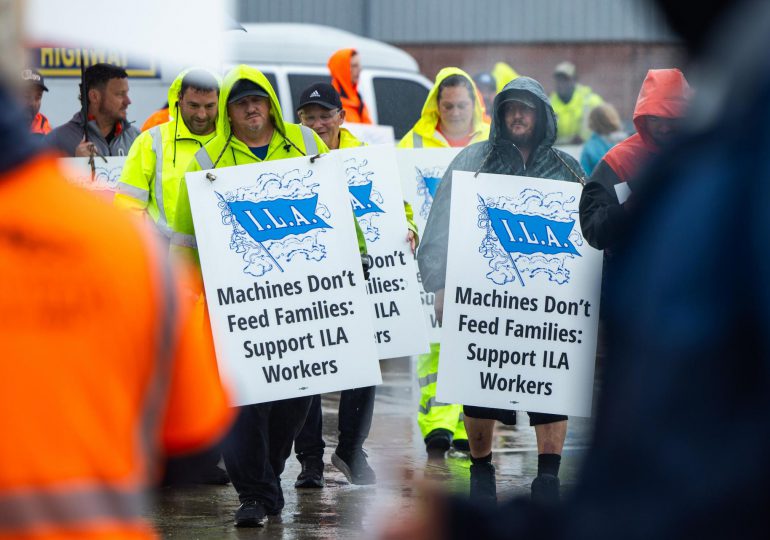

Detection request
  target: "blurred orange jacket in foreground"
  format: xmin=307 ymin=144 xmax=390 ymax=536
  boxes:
xmin=0 ymin=154 xmax=233 ymax=539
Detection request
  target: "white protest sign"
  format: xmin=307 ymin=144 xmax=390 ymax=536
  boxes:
xmin=344 ymin=123 xmax=395 ymax=145
xmin=436 ymin=172 xmax=602 ymax=417
xmin=185 ymin=155 xmax=382 ymax=406
xmin=337 ymin=145 xmax=429 ymax=359
xmin=59 ymin=157 xmax=125 ymax=200
xmin=396 ymin=148 xmax=461 ymax=342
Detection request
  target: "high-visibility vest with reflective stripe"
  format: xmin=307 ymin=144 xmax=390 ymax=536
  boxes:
xmin=1 ymin=154 xmax=232 ymax=539
xmin=550 ymin=84 xmax=604 ymax=144
xmin=115 ymin=121 xmax=215 ymax=239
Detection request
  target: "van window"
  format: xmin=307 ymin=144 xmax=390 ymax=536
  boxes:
xmin=262 ymin=72 xmax=278 ymax=95
xmin=373 ymin=77 xmax=429 ymax=140
xmin=288 ymin=73 xmax=332 ymax=121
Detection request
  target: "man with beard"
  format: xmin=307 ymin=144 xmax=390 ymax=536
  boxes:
xmin=47 ymin=63 xmax=139 ymax=157
xmin=418 ymin=76 xmax=584 ymax=505
xmin=20 ymin=68 xmax=50 ymax=136
xmin=115 ymin=69 xmax=221 ymax=243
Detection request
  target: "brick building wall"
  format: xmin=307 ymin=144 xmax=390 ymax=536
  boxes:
xmin=399 ymin=42 xmax=686 ymax=126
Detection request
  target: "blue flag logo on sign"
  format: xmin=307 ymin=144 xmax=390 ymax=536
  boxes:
xmin=486 ymin=207 xmax=579 ymax=257
xmin=422 ymin=176 xmax=441 ymax=198
xmin=477 ymin=192 xmax=583 ymax=287
xmin=349 ymin=182 xmax=384 ymax=218
xmin=227 ymin=195 xmax=331 ymax=243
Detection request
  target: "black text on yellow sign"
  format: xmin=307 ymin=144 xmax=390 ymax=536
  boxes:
xmin=30 ymin=48 xmax=159 ymax=78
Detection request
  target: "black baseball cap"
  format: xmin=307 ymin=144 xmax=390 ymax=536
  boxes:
xmin=296 ymin=83 xmax=342 ymax=112
xmin=227 ymin=79 xmax=269 ymax=104
xmin=22 ymin=69 xmax=48 ymax=92
xmin=500 ymin=89 xmax=538 ymax=109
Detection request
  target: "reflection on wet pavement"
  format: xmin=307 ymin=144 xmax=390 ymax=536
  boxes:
xmin=149 ymin=358 xmax=594 ymax=538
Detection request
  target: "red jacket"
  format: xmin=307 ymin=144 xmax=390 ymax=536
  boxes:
xmin=604 ymin=69 xmax=691 ymax=181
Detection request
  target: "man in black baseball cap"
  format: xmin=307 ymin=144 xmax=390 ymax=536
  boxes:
xmin=296 ymin=82 xmax=358 ymax=150
xmin=21 ymin=69 xmax=50 ymax=136
xmin=293 ymin=81 xmax=378 ymax=489
xmin=227 ymin=79 xmax=270 ymax=104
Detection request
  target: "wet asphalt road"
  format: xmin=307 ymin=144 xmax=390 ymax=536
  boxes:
xmin=148 ymin=357 xmax=595 ymax=539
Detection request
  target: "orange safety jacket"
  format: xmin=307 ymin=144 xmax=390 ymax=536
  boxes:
xmin=328 ymin=48 xmax=372 ymax=124
xmin=30 ymin=113 xmax=51 ymax=135
xmin=0 ymin=154 xmax=233 ymax=539
xmin=141 ymin=108 xmax=170 ymax=132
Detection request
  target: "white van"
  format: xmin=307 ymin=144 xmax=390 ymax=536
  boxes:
xmin=36 ymin=23 xmax=432 ymax=140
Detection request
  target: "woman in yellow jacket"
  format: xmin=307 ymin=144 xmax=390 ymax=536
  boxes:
xmin=398 ymin=67 xmax=490 ymax=150
xmin=398 ymin=67 xmax=489 ymax=455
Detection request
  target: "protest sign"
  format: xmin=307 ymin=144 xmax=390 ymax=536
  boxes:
xmin=59 ymin=157 xmax=125 ymax=200
xmin=337 ymin=145 xmax=429 ymax=359
xmin=185 ymin=155 xmax=382 ymax=406
xmin=396 ymin=148 xmax=461 ymax=342
xmin=436 ymin=172 xmax=602 ymax=417
xmin=344 ymin=122 xmax=395 ymax=145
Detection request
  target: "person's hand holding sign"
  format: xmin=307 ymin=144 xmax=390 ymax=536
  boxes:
xmin=434 ymin=288 xmax=444 ymax=325
xmin=75 ymin=137 xmax=97 ymax=158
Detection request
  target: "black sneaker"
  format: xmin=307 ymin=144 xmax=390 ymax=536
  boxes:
xmin=531 ymin=474 xmax=560 ymax=504
xmin=469 ymin=462 xmax=497 ymax=506
xmin=295 ymin=458 xmax=325 ymax=488
xmin=424 ymin=429 xmax=452 ymax=457
xmin=332 ymin=449 xmax=376 ymax=485
xmin=234 ymin=500 xmax=266 ymax=527
xmin=452 ymin=438 xmax=470 ymax=452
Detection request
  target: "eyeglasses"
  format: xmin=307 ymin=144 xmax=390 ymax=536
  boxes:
xmin=299 ymin=109 xmax=340 ymax=123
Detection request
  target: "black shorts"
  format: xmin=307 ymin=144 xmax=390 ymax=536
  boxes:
xmin=463 ymin=405 xmax=567 ymax=427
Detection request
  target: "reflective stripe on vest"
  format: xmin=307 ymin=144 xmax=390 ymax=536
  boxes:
xmin=418 ymin=396 xmax=452 ymax=415
xmin=418 ymin=372 xmax=438 ymax=388
xmin=149 ymin=126 xmax=171 ymax=237
xmin=139 ymin=228 xmax=178 ymax=481
xmin=413 ymin=132 xmax=424 ymax=148
xmin=195 ymin=146 xmax=215 ymax=170
xmin=115 ymin=182 xmax=150 ymax=203
xmin=0 ymin=487 xmax=146 ymax=532
xmin=171 ymin=231 xmax=197 ymax=249
xmin=300 ymin=125 xmax=318 ymax=155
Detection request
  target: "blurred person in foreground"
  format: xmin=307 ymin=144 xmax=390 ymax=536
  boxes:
xmin=399 ymin=68 xmax=490 ymax=458
xmin=418 ymin=76 xmax=583 ymax=504
xmin=21 ymin=68 xmax=50 ymax=136
xmin=382 ymin=0 xmax=770 ymax=538
xmin=579 ymin=103 xmax=627 ymax=176
xmin=550 ymin=61 xmax=603 ymax=145
xmin=580 ymin=69 xmax=690 ymax=251
xmin=328 ymin=48 xmax=372 ymax=124
xmin=0 ymin=70 xmax=233 ymax=539
xmin=46 ymin=63 xmax=139 ymax=157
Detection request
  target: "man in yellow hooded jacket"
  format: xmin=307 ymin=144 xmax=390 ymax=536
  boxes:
xmin=114 ymin=69 xmax=220 ymax=240
xmin=171 ymin=65 xmax=336 ymax=528
xmin=550 ymin=61 xmax=604 ymax=144
xmin=398 ymin=67 xmax=490 ymax=456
